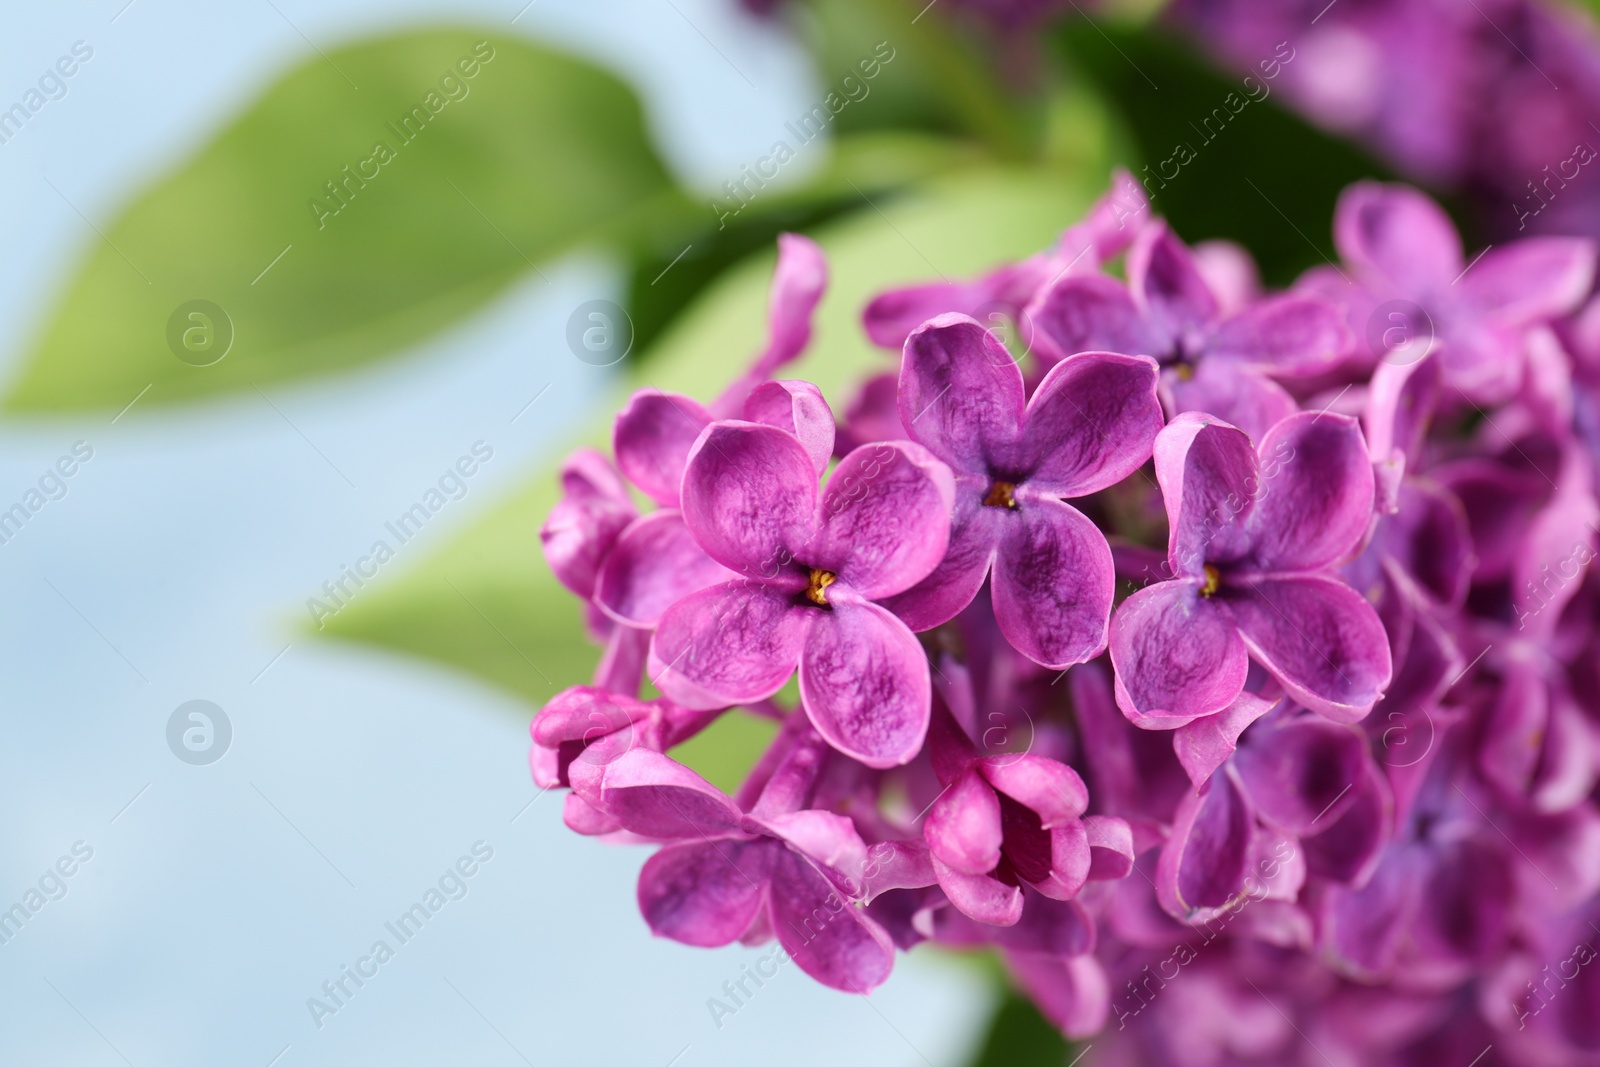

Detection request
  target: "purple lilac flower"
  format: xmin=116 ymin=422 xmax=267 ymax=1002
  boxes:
xmin=541 ymin=447 xmax=636 ymax=612
xmin=530 ymin=685 xmax=720 ymax=836
xmin=596 ymin=725 xmax=899 ymax=992
xmin=1110 ymin=410 xmax=1392 ymax=726
xmin=1162 ymin=701 xmax=1392 ymax=920
xmin=598 ymin=380 xmax=834 ymax=629
xmin=920 ymin=695 xmax=1097 ymax=925
xmin=884 ymin=315 xmax=1163 ymax=668
xmin=650 ymin=418 xmax=956 ymax=767
xmin=540 ymin=234 xmax=827 ymax=693
xmin=1298 ymin=181 xmax=1595 ymax=403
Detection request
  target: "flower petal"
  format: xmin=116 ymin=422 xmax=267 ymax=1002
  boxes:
xmin=1461 ymin=237 xmax=1596 ymax=328
xmin=531 ymin=685 xmax=646 ymax=749
xmin=800 ymin=600 xmax=931 ymax=767
xmin=992 ymin=891 xmax=1096 ymax=957
xmin=810 ymin=441 xmax=956 ymax=598
xmin=651 ymin=583 xmax=808 ymax=709
xmin=877 ymin=485 xmax=1000 ymax=631
xmin=1531 ymin=693 xmax=1600 ymax=814
xmin=1192 ymin=239 xmax=1260 ymax=315
xmin=1057 ymin=166 xmax=1150 ymax=264
xmin=1436 ymin=457 xmax=1550 ymax=583
xmin=1015 ymin=818 xmax=1092 ymax=901
xmin=681 ymin=420 xmax=819 ymax=576
xmin=992 ymin=496 xmax=1116 ymax=669
xmin=932 ymin=853 xmax=1024 ymax=926
xmin=769 ymin=847 xmax=896 ymax=992
xmin=1165 ymin=360 xmax=1299 ymax=445
xmin=1232 ymin=719 xmax=1368 ymax=835
xmin=742 ymin=379 xmax=835 ymax=477
xmin=1129 ymin=221 xmax=1218 ymax=345
xmin=1205 ymin=294 xmax=1353 ymax=378
xmin=859 ymin=840 xmax=938 ymax=903
xmin=977 ymin=754 xmax=1089 ymax=827
xmin=863 ymin=280 xmax=995 ymax=350
xmin=1321 ymin=846 xmax=1422 ymax=979
xmin=1409 ymin=840 xmax=1513 ymax=968
xmin=614 ymin=390 xmax=713 ymax=508
xmin=1228 ymin=574 xmax=1392 ymax=722
xmin=1333 ymin=181 xmax=1461 ymax=294
xmin=925 ymin=770 xmax=1003 ymax=875
xmin=1512 ymin=472 xmax=1600 ymax=639
xmin=1172 ymin=692 xmax=1276 ymax=787
xmin=1109 ymin=580 xmax=1248 ymax=728
xmin=1018 ymin=351 xmax=1163 ymax=497
xmin=1082 ymin=815 xmax=1135 ymax=881
xmin=1376 ymin=598 xmax=1459 ymax=719
xmin=1156 ymin=768 xmax=1255 ymax=916
xmin=1154 ymin=412 xmax=1259 ymax=578
xmin=593 ymin=625 xmax=649 ymax=694
xmin=753 ymin=232 xmax=828 ymax=375
xmin=539 ymin=448 xmax=637 ymax=597
xmin=750 ymin=809 xmax=870 ymax=888
xmin=1383 ymin=478 xmax=1474 ymax=610
xmin=599 ymin=748 xmax=747 ymax=839
xmin=563 ymin=792 xmax=622 ymax=836
xmin=596 ymin=511 xmax=735 ymax=627
xmin=1479 ymin=654 xmax=1549 ymax=802
xmin=1244 ymin=412 xmax=1375 ymax=573
xmin=1364 ymin=352 xmax=1441 ymax=476
xmin=1026 ymin=274 xmax=1160 ymax=366
xmin=530 ymin=734 xmax=562 ymax=790
xmin=835 ymin=372 xmax=906 ymax=455
xmin=638 ymin=839 xmax=771 ymax=947
xmin=898 ymin=314 xmax=1026 ymax=473
xmin=1301 ymin=759 xmax=1392 ymax=886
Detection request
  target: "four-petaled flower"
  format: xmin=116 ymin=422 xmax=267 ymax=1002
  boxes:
xmin=651 ymin=419 xmax=956 ymax=767
xmin=1109 ymin=411 xmax=1392 ymax=727
xmin=884 ymin=314 xmax=1164 ymax=668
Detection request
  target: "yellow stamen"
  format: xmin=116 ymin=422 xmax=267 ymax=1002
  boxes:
xmin=805 ymin=568 xmax=837 ymax=606
xmin=1201 ymin=564 xmax=1221 ymax=598
xmin=983 ymin=481 xmax=1018 ymax=509
xmin=1174 ymin=362 xmax=1194 ymax=381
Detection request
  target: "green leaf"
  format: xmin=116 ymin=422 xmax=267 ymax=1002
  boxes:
xmin=318 ymin=166 xmax=1107 ymax=783
xmin=794 ymin=0 xmax=1048 ymax=160
xmin=1055 ymin=18 xmax=1408 ymax=285
xmin=962 ymin=982 xmax=1074 ymax=1067
xmin=623 ymin=130 xmax=985 ymax=359
xmin=7 ymin=29 xmax=681 ymax=412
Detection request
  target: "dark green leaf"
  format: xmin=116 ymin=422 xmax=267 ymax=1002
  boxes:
xmin=793 ymin=0 xmax=1048 ymax=160
xmin=1055 ymin=18 xmax=1409 ymax=285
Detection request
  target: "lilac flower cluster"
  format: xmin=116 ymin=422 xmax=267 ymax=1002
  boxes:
xmin=535 ymin=174 xmax=1600 ymax=1063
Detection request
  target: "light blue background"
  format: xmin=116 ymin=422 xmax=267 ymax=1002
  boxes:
xmin=0 ymin=2 xmax=991 ymax=1064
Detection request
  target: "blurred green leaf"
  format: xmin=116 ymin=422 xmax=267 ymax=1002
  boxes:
xmin=624 ymin=130 xmax=985 ymax=358
xmin=795 ymin=0 xmax=1048 ymax=160
xmin=1055 ymin=17 xmax=1400 ymax=285
xmin=6 ymin=29 xmax=682 ymax=411
xmin=964 ymin=983 xmax=1074 ymax=1067
xmin=319 ymin=166 xmax=1106 ymax=782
